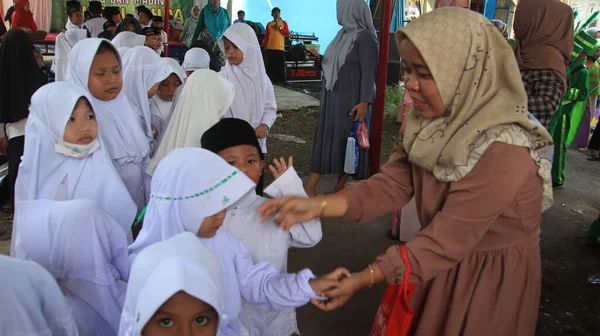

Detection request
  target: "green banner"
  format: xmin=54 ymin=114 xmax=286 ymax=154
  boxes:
xmin=51 ymin=0 xmax=193 ymax=32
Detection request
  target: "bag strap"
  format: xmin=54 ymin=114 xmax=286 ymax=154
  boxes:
xmin=399 ymin=246 xmax=412 ymax=288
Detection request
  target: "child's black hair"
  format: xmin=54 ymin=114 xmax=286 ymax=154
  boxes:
xmin=238 ymin=10 xmax=245 ymax=15
xmin=96 ymin=40 xmax=120 ymax=61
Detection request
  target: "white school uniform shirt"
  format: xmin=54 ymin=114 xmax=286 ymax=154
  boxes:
xmin=222 ymin=166 xmax=323 ymax=336
xmin=121 ymin=46 xmax=171 ymax=157
xmin=129 ymin=148 xmax=323 ymax=336
xmin=0 ymin=255 xmax=79 ymax=336
xmin=149 ymin=57 xmax=184 ymax=138
xmin=119 ymin=232 xmax=225 ymax=336
xmin=13 ymin=82 xmax=136 ymax=246
xmin=219 ymin=23 xmax=277 ymax=153
xmin=68 ymin=38 xmax=151 ymax=212
xmin=52 ymin=28 xmax=88 ymax=82
xmin=84 ymin=16 xmax=107 ymax=38
xmin=14 ymin=199 xmax=130 ymax=336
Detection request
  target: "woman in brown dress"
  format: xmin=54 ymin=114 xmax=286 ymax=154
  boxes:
xmin=259 ymin=8 xmax=554 ymax=335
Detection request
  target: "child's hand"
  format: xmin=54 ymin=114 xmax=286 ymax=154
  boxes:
xmin=311 ymin=273 xmax=362 ymax=311
xmin=151 ymin=125 xmax=159 ymax=140
xmin=255 ymin=124 xmax=269 ymax=139
xmin=308 ymin=267 xmax=351 ymax=295
xmin=268 ymin=156 xmax=293 ymax=180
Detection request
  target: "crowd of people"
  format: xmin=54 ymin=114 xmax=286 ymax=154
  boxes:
xmin=0 ymin=0 xmax=598 ymax=335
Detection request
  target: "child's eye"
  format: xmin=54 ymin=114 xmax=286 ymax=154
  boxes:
xmin=68 ymin=117 xmax=75 ymax=122
xmin=87 ymin=114 xmax=95 ymax=120
xmin=248 ymin=159 xmax=256 ymax=164
xmin=94 ymin=72 xmax=105 ymax=77
xmin=227 ymin=161 xmax=236 ymax=166
xmin=195 ymin=316 xmax=210 ymax=326
xmin=159 ymin=318 xmax=174 ymax=327
xmin=417 ymin=72 xmax=432 ymax=79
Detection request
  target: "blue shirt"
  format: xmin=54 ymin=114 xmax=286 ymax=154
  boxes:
xmin=234 ymin=19 xmax=246 ymax=24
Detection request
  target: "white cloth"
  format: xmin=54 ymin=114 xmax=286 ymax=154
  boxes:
xmin=129 ymin=148 xmax=322 ymax=336
xmin=219 ymin=23 xmax=277 ymax=153
xmin=13 ymin=199 xmax=130 ymax=336
xmin=84 ymin=16 xmax=107 ymax=38
xmin=182 ymin=47 xmax=211 ymax=74
xmin=119 ymin=232 xmax=224 ymax=336
xmin=13 ymin=81 xmax=136 ymax=245
xmin=146 ymin=69 xmax=234 ymax=175
xmin=52 ymin=28 xmax=88 ymax=82
xmin=111 ymin=31 xmax=146 ymax=49
xmin=322 ymin=0 xmax=377 ymax=91
xmin=159 ymin=30 xmax=168 ymax=55
xmin=149 ymin=57 xmax=185 ymax=137
xmin=223 ymin=167 xmax=322 ymax=336
xmin=0 ymin=255 xmax=79 ymax=336
xmin=117 ymin=47 xmax=130 ymax=58
xmin=67 ymin=38 xmax=151 ymax=211
xmin=65 ymin=18 xmax=81 ymax=30
xmin=5 ymin=118 xmax=26 ymax=140
xmin=121 ymin=46 xmax=171 ymax=156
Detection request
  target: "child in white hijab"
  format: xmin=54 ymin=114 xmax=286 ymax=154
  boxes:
xmin=14 ymin=199 xmax=130 ymax=336
xmin=67 ymin=38 xmax=151 ymax=213
xmin=119 ymin=232 xmax=224 ymax=336
xmin=121 ymin=46 xmax=171 ymax=156
xmin=182 ymin=47 xmax=211 ymax=79
xmin=201 ymin=118 xmax=323 ymax=336
xmin=219 ymin=23 xmax=277 ymax=155
xmin=149 ymin=57 xmax=184 ymax=138
xmin=52 ymin=28 xmax=88 ymax=81
xmin=129 ymin=148 xmax=348 ymax=336
xmin=146 ymin=69 xmax=234 ymax=176
xmin=0 ymin=255 xmax=78 ymax=336
xmin=13 ymin=81 xmax=137 ymax=245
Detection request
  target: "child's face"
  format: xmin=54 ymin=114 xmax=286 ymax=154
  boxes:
xmin=126 ymin=23 xmax=136 ymax=32
xmin=63 ymin=98 xmax=98 ymax=145
xmin=197 ymin=209 xmax=226 ymax=238
xmin=88 ymin=49 xmax=123 ymax=101
xmin=145 ymin=35 xmax=162 ymax=51
xmin=148 ymin=82 xmax=161 ymax=98
xmin=139 ymin=12 xmax=151 ymax=25
xmin=218 ymin=145 xmax=263 ymax=184
xmin=108 ymin=26 xmax=117 ymax=34
xmin=399 ymin=38 xmax=444 ymax=119
xmin=143 ymin=291 xmax=218 ymax=336
xmin=185 ymin=70 xmax=195 ymax=79
xmin=223 ymin=38 xmax=243 ymax=66
xmin=111 ymin=14 xmax=122 ymax=24
xmin=24 ymin=1 xmax=30 ymax=11
xmin=152 ymin=21 xmax=163 ymax=30
xmin=158 ymin=74 xmax=182 ymax=102
xmin=70 ymin=11 xmax=84 ymax=26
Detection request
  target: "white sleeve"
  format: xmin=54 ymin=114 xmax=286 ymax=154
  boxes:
xmin=264 ymin=167 xmax=323 ymax=248
xmin=234 ymin=240 xmax=320 ymax=311
xmin=261 ymin=83 xmax=277 ymax=129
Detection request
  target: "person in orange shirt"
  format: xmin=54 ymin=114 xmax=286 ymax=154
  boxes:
xmin=263 ymin=7 xmax=289 ymax=84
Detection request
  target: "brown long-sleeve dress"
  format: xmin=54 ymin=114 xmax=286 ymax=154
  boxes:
xmin=343 ymin=141 xmax=542 ymax=336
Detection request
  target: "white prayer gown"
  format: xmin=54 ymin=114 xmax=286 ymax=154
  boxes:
xmin=121 ymin=46 xmax=171 ymax=157
xmin=119 ymin=232 xmax=224 ymax=336
xmin=14 ymin=199 xmax=130 ymax=336
xmin=129 ymin=148 xmax=323 ymax=336
xmin=149 ymin=57 xmax=185 ymax=138
xmin=67 ymin=38 xmax=151 ymax=212
xmin=52 ymin=28 xmax=88 ymax=82
xmin=222 ymin=167 xmax=323 ymax=336
xmin=13 ymin=82 xmax=136 ymax=247
xmin=84 ymin=16 xmax=107 ymax=38
xmin=0 ymin=255 xmax=79 ymax=336
xmin=219 ymin=23 xmax=277 ymax=153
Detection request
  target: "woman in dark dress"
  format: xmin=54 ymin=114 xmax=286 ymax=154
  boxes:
xmin=0 ymin=29 xmax=48 ymax=210
xmin=305 ymin=0 xmax=379 ymax=196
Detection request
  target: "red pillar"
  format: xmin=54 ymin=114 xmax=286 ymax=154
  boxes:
xmin=370 ymin=0 xmax=394 ymax=175
xmin=164 ymin=0 xmax=170 ymax=56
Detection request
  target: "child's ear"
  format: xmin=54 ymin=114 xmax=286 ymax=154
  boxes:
xmin=260 ymin=159 xmax=265 ymax=172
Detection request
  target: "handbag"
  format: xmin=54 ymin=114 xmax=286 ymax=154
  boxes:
xmin=357 ymin=121 xmax=370 ymax=150
xmin=370 ymin=246 xmax=416 ymax=336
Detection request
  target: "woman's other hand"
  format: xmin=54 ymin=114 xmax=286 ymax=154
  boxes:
xmin=255 ymin=124 xmax=269 ymax=139
xmin=309 ymin=267 xmax=351 ymax=295
xmin=350 ymin=102 xmax=369 ymax=121
xmin=312 ymin=273 xmax=363 ymax=311
xmin=269 ymin=156 xmax=293 ymax=180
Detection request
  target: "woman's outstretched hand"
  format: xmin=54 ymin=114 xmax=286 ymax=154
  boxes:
xmin=257 ymin=197 xmax=324 ymax=231
xmin=309 ymin=267 xmax=352 ymax=295
xmin=312 ymin=272 xmax=365 ymax=311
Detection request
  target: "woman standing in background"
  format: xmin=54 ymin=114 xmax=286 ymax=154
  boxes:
xmin=191 ymin=0 xmax=230 ymax=66
xmin=181 ymin=4 xmax=201 ymax=49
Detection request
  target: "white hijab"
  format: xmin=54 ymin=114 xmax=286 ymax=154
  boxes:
xmin=149 ymin=57 xmax=185 ymax=125
xmin=13 ymin=199 xmax=131 ymax=335
xmin=0 ymin=255 xmax=79 ymax=336
xmin=219 ymin=23 xmax=274 ymax=126
xmin=111 ymin=31 xmax=146 ymax=49
xmin=182 ymin=47 xmax=211 ymax=74
xmin=146 ymin=70 xmax=235 ymax=175
xmin=122 ymin=46 xmax=171 ymax=143
xmin=119 ymin=232 xmax=224 ymax=336
xmin=117 ymin=47 xmax=130 ymax=58
xmin=322 ymin=0 xmax=377 ymax=91
xmin=67 ymin=38 xmax=150 ymax=164
xmin=14 ymin=82 xmax=136 ymax=244
xmin=52 ymin=28 xmax=88 ymax=81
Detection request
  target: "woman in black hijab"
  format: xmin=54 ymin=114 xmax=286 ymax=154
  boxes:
xmin=0 ymin=29 xmax=48 ymax=210
xmin=115 ymin=16 xmax=143 ymax=35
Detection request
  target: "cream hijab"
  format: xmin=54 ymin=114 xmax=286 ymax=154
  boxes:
xmin=399 ymin=8 xmax=553 ymax=211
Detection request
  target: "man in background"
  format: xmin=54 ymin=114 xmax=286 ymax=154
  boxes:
xmin=234 ymin=10 xmax=246 ymax=24
xmin=152 ymin=16 xmax=168 ymax=56
xmin=263 ymin=7 xmax=289 ymax=84
xmin=84 ymin=1 xmax=106 ymax=39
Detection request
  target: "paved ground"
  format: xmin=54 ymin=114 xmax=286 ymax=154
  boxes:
xmin=274 ymin=85 xmax=321 ymax=111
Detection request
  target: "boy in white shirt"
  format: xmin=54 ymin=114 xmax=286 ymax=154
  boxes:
xmin=201 ymin=118 xmax=323 ymax=336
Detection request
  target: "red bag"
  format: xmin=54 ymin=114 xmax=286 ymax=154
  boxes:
xmin=357 ymin=121 xmax=370 ymax=150
xmin=370 ymin=246 xmax=416 ymax=336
